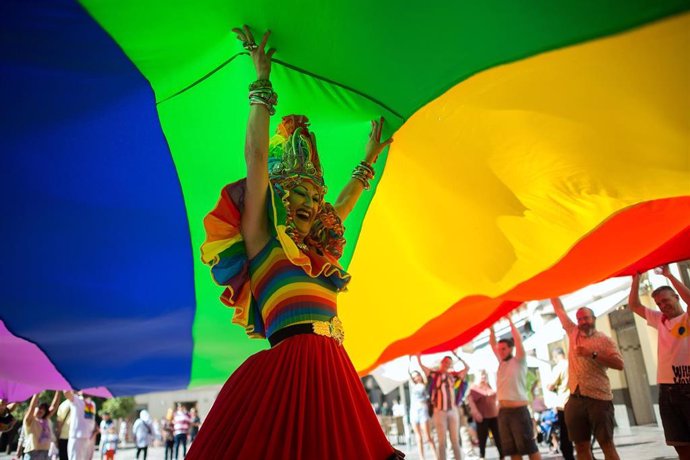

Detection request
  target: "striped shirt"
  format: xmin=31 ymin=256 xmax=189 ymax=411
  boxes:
xmin=173 ymin=411 xmax=191 ymax=436
xmin=429 ymin=371 xmax=461 ymax=411
xmin=249 ymin=238 xmax=340 ymax=338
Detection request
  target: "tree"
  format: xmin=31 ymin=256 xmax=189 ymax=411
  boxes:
xmin=100 ymin=397 xmax=136 ymax=419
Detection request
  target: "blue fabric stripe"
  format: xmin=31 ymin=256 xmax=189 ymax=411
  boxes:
xmin=0 ymin=0 xmax=194 ymax=395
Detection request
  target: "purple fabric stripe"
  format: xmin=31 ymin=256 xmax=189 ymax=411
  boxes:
xmin=0 ymin=320 xmax=112 ymax=401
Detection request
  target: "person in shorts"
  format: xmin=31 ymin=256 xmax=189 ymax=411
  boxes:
xmin=551 ymin=297 xmax=624 ymax=460
xmin=490 ymin=315 xmax=541 ymax=460
xmin=407 ymin=366 xmax=438 ymax=460
xmin=629 ymin=265 xmax=690 ymax=459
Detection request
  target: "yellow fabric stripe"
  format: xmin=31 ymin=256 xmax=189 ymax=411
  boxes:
xmin=341 ymin=13 xmax=690 ymax=371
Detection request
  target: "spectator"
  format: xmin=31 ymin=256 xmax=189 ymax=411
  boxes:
xmin=64 ymin=390 xmax=97 ymax=460
xmin=490 ymin=316 xmax=541 ymax=460
xmin=101 ymin=426 xmax=119 ymax=460
xmin=23 ymin=392 xmax=60 ymax=460
xmin=547 ymin=348 xmax=574 ymax=460
xmin=380 ymin=401 xmax=393 ymax=417
xmin=0 ymin=399 xmax=18 ymax=433
xmin=161 ymin=409 xmax=175 ymax=460
xmin=408 ymin=369 xmax=438 ymax=460
xmin=452 ymin=353 xmax=480 ymax=460
xmin=551 ymin=297 xmax=624 ymax=460
xmin=55 ymin=398 xmax=72 ymax=460
xmin=173 ymin=405 xmax=191 ymax=459
xmin=152 ymin=418 xmax=161 ymax=447
xmin=117 ymin=419 xmax=128 ymax=448
xmin=99 ymin=412 xmax=114 ymax=460
xmin=628 ymin=266 xmax=690 ymax=459
xmin=468 ymin=370 xmax=503 ymax=460
xmin=391 ymin=400 xmax=405 ymax=418
xmin=188 ymin=408 xmax=200 ymax=443
xmin=416 ymin=353 xmax=467 ymax=460
xmin=132 ymin=410 xmax=153 ymax=460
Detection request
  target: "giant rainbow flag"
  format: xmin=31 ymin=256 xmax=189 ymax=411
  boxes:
xmin=2 ymin=0 xmax=689 ymax=399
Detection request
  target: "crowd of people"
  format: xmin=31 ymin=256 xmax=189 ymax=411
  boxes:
xmin=1 ymin=394 xmax=202 ymax=460
xmin=382 ymin=265 xmax=689 ymax=460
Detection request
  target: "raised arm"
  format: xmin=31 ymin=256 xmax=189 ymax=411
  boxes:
xmin=661 ymin=264 xmax=690 ymax=306
xmin=489 ymin=325 xmax=501 ymax=360
xmin=628 ymin=273 xmax=651 ymax=319
xmin=408 ymin=356 xmax=428 ymax=384
xmin=232 ymin=26 xmax=276 ymax=258
xmin=550 ymin=297 xmax=575 ymax=331
xmin=24 ymin=394 xmax=39 ymax=425
xmin=452 ymin=352 xmax=470 ymax=379
xmin=507 ymin=317 xmax=525 ymax=360
xmin=415 ymin=354 xmax=432 ymax=377
xmin=47 ymin=391 xmax=61 ymax=418
xmin=334 ymin=117 xmax=393 ymax=221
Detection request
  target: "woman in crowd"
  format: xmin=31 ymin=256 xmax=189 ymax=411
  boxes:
xmin=132 ymin=410 xmax=153 ymax=460
xmin=160 ymin=409 xmax=175 ymax=460
xmin=408 ymin=367 xmax=438 ymax=460
xmin=22 ymin=392 xmax=60 ymax=460
xmin=468 ymin=370 xmax=503 ymax=460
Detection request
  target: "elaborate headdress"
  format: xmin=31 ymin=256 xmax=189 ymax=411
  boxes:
xmin=267 ymin=115 xmax=345 ymax=258
xmin=268 ymin=115 xmax=325 ymax=191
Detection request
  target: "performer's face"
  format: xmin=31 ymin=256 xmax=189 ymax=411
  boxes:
xmin=287 ymin=180 xmax=322 ymax=238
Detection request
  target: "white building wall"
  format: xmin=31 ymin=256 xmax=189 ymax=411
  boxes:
xmin=134 ymin=385 xmax=221 ymax=421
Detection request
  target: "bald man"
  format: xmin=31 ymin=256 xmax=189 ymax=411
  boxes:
xmin=551 ymin=298 xmax=624 ymax=460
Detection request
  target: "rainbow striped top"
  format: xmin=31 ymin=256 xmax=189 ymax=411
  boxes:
xmin=249 ymin=238 xmax=340 ymax=338
xmin=201 ymin=180 xmax=350 ymax=339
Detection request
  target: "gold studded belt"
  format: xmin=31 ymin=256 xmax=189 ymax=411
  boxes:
xmin=268 ymin=316 xmax=345 ymax=347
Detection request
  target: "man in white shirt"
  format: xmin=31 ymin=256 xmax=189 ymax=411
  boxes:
xmin=628 ymin=265 xmax=690 ymax=459
xmin=65 ymin=390 xmax=97 ymax=460
xmin=490 ymin=316 xmax=541 ymax=460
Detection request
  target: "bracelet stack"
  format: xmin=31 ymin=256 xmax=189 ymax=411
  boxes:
xmin=352 ymin=161 xmax=375 ymax=190
xmin=248 ymin=79 xmax=278 ymax=115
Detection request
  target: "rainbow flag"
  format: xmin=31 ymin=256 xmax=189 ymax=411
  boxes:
xmin=2 ymin=0 xmax=688 ymax=398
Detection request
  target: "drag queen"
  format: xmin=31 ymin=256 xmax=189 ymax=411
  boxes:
xmin=186 ymin=26 xmax=402 ymax=459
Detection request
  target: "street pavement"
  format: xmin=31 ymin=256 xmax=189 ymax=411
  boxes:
xmin=1 ymin=424 xmax=676 ymax=459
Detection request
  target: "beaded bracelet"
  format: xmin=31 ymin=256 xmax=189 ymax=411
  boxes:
xmin=248 ymin=80 xmax=278 ymax=116
xmin=352 ymin=161 xmax=375 ymax=189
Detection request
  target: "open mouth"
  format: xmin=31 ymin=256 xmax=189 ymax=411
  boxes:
xmin=295 ymin=208 xmax=312 ymax=222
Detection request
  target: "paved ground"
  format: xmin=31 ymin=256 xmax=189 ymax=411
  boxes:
xmin=1 ymin=424 xmax=675 ymax=459
xmin=398 ymin=424 xmax=676 ymax=460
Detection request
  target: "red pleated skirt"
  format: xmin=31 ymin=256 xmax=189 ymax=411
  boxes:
xmin=186 ymin=334 xmax=397 ymax=460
